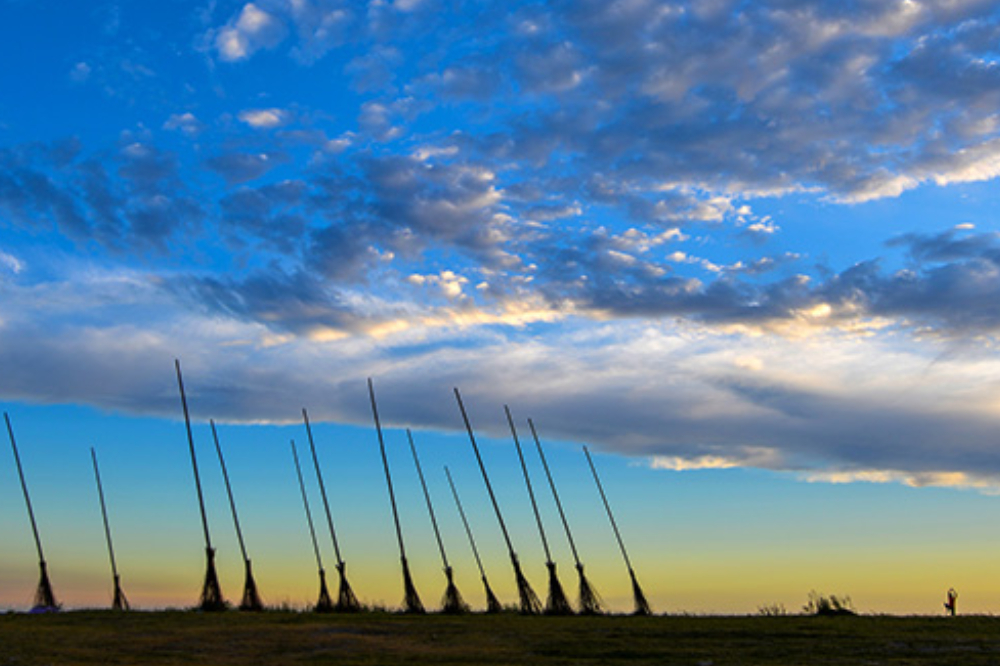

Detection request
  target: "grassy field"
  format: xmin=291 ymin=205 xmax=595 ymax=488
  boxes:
xmin=2 ymin=610 xmax=999 ymax=665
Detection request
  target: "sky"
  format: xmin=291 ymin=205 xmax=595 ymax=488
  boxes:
xmin=3 ymin=0 xmax=1000 ymax=615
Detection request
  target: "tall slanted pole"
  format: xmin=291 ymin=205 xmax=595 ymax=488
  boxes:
xmin=406 ymin=429 xmax=467 ymax=613
xmin=5 ymin=412 xmax=58 ymax=612
xmin=210 ymin=421 xmax=263 ymax=611
xmin=302 ymin=409 xmax=360 ymax=612
xmin=175 ymin=359 xmax=226 ymax=611
xmin=584 ymin=445 xmax=651 ymax=616
xmin=505 ymin=406 xmax=572 ymax=615
xmin=529 ymin=419 xmax=601 ymax=614
xmin=368 ymin=378 xmax=424 ymax=613
xmin=454 ymin=388 xmax=541 ymax=614
xmin=291 ymin=439 xmax=334 ymax=612
xmin=90 ymin=448 xmax=129 ymax=611
xmin=445 ymin=466 xmax=502 ymax=613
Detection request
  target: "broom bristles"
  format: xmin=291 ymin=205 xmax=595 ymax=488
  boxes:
xmin=576 ymin=563 xmax=602 ymax=615
xmin=199 ymin=547 xmax=226 ymax=612
xmin=629 ymin=568 xmax=651 ymax=616
xmin=511 ymin=554 xmax=541 ymax=615
xmin=440 ymin=566 xmax=469 ymax=614
xmin=239 ymin=559 xmax=264 ymax=611
xmin=112 ymin=574 xmax=129 ymax=611
xmin=483 ymin=576 xmax=503 ymax=613
xmin=545 ymin=561 xmax=573 ymax=615
xmin=335 ymin=562 xmax=361 ymax=612
xmin=401 ymin=557 xmax=425 ymax=614
xmin=315 ymin=568 xmax=334 ymax=612
xmin=32 ymin=561 xmax=58 ymax=612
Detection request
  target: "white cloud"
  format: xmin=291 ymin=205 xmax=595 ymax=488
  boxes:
xmin=214 ymin=3 xmax=287 ymax=62
xmin=358 ymin=101 xmax=403 ymax=141
xmin=163 ymin=112 xmax=203 ymax=135
xmin=0 ymin=251 xmax=24 ymax=275
xmin=408 ymin=270 xmax=469 ymax=300
xmin=394 ymin=0 xmax=424 ymax=11
xmin=69 ymin=62 xmax=91 ymax=84
xmin=650 ymin=446 xmax=782 ymax=471
xmin=325 ymin=132 xmax=354 ymax=153
xmin=930 ymin=139 xmax=1000 ymax=188
xmin=613 ymin=228 xmax=688 ymax=254
xmin=413 ymin=145 xmax=459 ymax=162
xmin=238 ymin=108 xmax=290 ymax=128
xmin=746 ymin=220 xmax=779 ymax=235
xmin=651 ymin=455 xmax=737 ymax=471
xmin=802 ymin=469 xmax=1000 ymax=495
xmin=287 ymin=0 xmax=351 ymax=63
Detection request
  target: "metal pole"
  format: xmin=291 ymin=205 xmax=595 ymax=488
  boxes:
xmin=292 ymin=440 xmax=325 ymax=573
xmin=90 ymin=448 xmax=120 ymax=581
xmin=368 ymin=379 xmax=408 ymax=560
xmin=5 ymin=413 xmax=46 ymax=563
xmin=505 ymin=406 xmax=552 ymax=563
xmin=407 ymin=429 xmax=449 ymax=569
xmin=302 ymin=408 xmax=344 ymax=566
xmin=528 ymin=419 xmax=581 ymax=566
xmin=368 ymin=378 xmax=424 ymax=613
xmin=210 ymin=420 xmax=248 ymax=562
xmin=454 ymin=389 xmax=515 ymax=554
xmin=584 ymin=445 xmax=632 ymax=570
xmin=292 ymin=439 xmax=334 ymax=612
xmin=444 ymin=466 xmax=486 ymax=579
xmin=175 ymin=359 xmax=213 ymax=550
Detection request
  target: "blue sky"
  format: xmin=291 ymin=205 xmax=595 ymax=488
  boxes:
xmin=4 ymin=0 xmax=1000 ymax=613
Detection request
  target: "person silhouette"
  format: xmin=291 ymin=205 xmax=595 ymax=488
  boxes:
xmin=944 ymin=588 xmax=958 ymax=616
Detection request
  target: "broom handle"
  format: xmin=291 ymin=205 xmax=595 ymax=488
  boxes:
xmin=584 ymin=445 xmax=633 ymax=572
xmin=5 ymin=412 xmax=46 ymax=563
xmin=454 ymin=388 xmax=516 ymax=556
xmin=368 ymin=378 xmax=409 ymax=560
xmin=407 ymin=429 xmax=449 ymax=570
xmin=445 ymin=465 xmax=488 ymax=580
xmin=505 ymin=406 xmax=552 ymax=563
xmin=175 ymin=359 xmax=213 ymax=550
xmin=291 ymin=439 xmax=325 ymax=572
xmin=528 ymin=419 xmax=582 ymax=567
xmin=210 ymin=420 xmax=248 ymax=563
xmin=302 ymin=408 xmax=344 ymax=566
xmin=90 ymin=448 xmax=120 ymax=579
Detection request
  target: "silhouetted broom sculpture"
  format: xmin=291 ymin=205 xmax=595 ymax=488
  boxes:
xmin=406 ymin=429 xmax=468 ymax=614
xmin=291 ymin=439 xmax=334 ymax=612
xmin=210 ymin=421 xmax=263 ymax=611
xmin=90 ymin=448 xmax=129 ymax=611
xmin=445 ymin=466 xmax=503 ymax=613
xmin=584 ymin=445 xmax=651 ymax=616
xmin=505 ymin=406 xmax=572 ymax=615
xmin=454 ymin=388 xmax=541 ymax=615
xmin=368 ymin=378 xmax=425 ymax=614
xmin=529 ymin=419 xmax=602 ymax=614
xmin=175 ymin=359 xmax=226 ymax=612
xmin=302 ymin=409 xmax=360 ymax=612
xmin=5 ymin=412 xmax=59 ymax=612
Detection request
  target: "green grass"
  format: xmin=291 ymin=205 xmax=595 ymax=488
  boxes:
xmin=2 ymin=611 xmax=1000 ymax=665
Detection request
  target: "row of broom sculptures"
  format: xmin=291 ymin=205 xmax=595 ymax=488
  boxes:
xmin=4 ymin=360 xmax=651 ymax=616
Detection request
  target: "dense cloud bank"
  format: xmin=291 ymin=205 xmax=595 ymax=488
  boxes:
xmin=3 ymin=267 xmax=1000 ymax=490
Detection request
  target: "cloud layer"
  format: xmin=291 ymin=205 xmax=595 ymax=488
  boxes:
xmin=3 ymin=0 xmax=1000 ymax=491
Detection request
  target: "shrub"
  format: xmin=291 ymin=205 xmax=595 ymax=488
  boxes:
xmin=757 ymin=602 xmax=788 ymax=616
xmin=802 ymin=591 xmax=856 ymax=616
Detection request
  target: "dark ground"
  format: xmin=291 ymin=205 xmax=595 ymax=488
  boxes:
xmin=1 ymin=611 xmax=999 ymax=665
